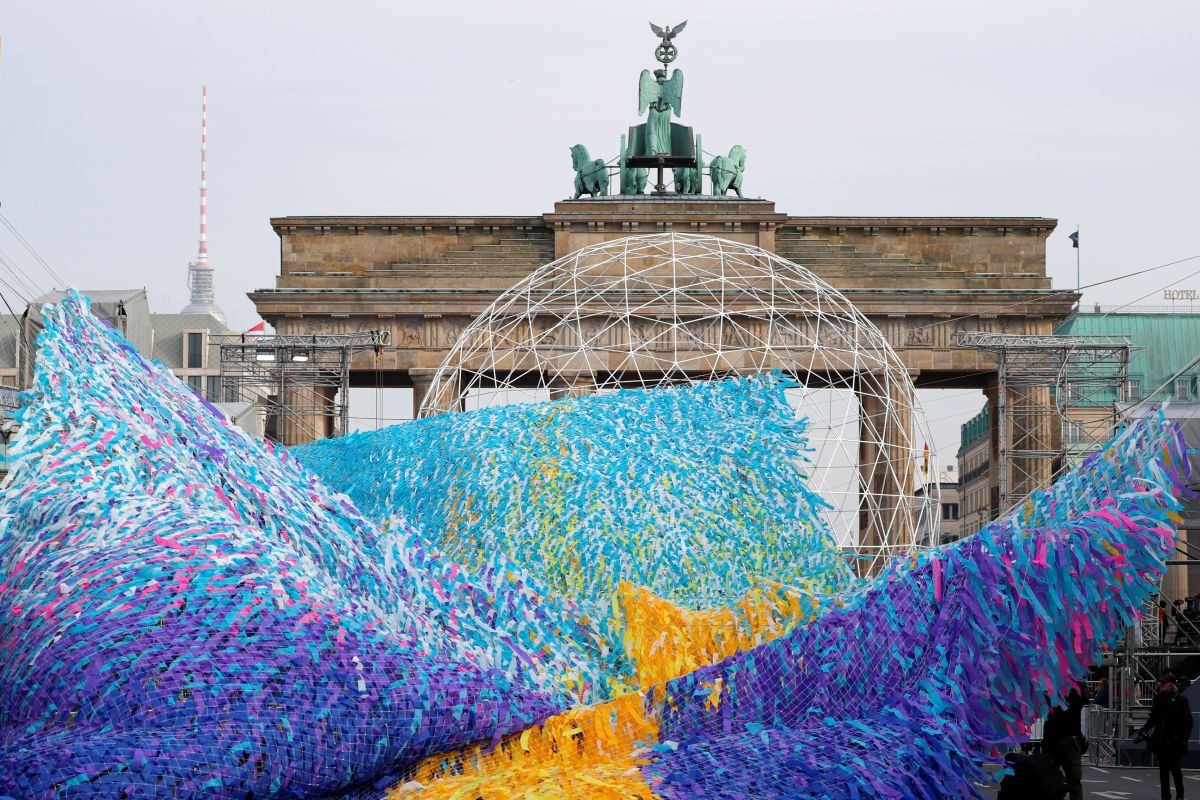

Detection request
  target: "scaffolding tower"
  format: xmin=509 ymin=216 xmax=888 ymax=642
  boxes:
xmin=957 ymin=331 xmax=1135 ymax=510
xmin=213 ymin=331 xmax=388 ymax=444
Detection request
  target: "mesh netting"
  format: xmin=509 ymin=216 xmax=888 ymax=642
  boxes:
xmin=421 ymin=233 xmax=936 ymax=564
xmin=390 ymin=416 xmax=1191 ymax=799
xmin=295 ymin=372 xmax=849 ymax=610
xmin=0 ymin=292 xmax=565 ymax=796
xmin=0 ymin=290 xmax=1192 ymax=800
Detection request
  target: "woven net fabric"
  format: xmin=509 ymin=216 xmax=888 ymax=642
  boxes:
xmin=390 ymin=414 xmax=1191 ymax=799
xmin=294 ymin=371 xmax=850 ymax=610
xmin=420 ymin=233 xmax=937 ymax=564
xmin=0 ymin=292 xmax=573 ymax=797
xmin=295 ymin=371 xmax=851 ymax=702
xmin=0 ymin=290 xmax=1193 ymax=800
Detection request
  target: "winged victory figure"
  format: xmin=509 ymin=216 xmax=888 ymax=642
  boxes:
xmin=638 ymin=67 xmax=684 ymax=156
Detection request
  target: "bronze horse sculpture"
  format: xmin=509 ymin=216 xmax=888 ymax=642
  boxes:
xmin=710 ymin=145 xmax=746 ymax=197
xmin=571 ymin=145 xmax=610 ymax=199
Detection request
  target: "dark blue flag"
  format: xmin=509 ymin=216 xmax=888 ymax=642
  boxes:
xmin=1069 ymin=231 xmax=1079 ymax=248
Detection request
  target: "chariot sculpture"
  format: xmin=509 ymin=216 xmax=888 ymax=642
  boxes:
xmin=566 ymin=21 xmax=747 ymax=198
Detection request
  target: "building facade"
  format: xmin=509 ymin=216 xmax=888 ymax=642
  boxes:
xmin=957 ymin=311 xmax=1200 ymax=593
xmin=957 ymin=402 xmax=993 ymax=538
xmin=916 ymin=464 xmax=962 ymax=546
xmin=1056 ymin=311 xmax=1200 ymax=412
xmin=1056 ymin=311 xmax=1200 ymax=600
xmin=148 ymin=312 xmax=229 ymax=403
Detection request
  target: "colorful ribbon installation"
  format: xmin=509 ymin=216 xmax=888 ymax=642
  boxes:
xmin=294 ymin=372 xmax=853 ymax=697
xmin=295 ymin=374 xmax=850 ymax=610
xmin=382 ymin=408 xmax=1194 ymax=800
xmin=0 ymin=290 xmax=1191 ymax=799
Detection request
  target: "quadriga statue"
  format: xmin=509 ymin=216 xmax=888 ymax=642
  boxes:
xmin=710 ymin=145 xmax=746 ymax=197
xmin=571 ymin=145 xmax=610 ymax=199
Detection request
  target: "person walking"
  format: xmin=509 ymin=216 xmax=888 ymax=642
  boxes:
xmin=1136 ymin=674 xmax=1194 ymax=800
xmin=1044 ymin=686 xmax=1088 ymax=800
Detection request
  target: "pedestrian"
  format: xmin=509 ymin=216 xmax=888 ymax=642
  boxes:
xmin=1135 ymin=673 xmax=1194 ymax=800
xmin=1093 ymin=677 xmax=1110 ymax=709
xmin=1044 ymin=686 xmax=1088 ymax=800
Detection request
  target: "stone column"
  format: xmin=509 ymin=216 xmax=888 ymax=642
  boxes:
xmin=278 ymin=381 xmax=337 ymax=446
xmin=1158 ymin=529 xmax=1193 ymax=605
xmin=411 ymin=367 xmax=465 ymax=417
xmin=856 ymin=371 xmax=916 ymax=574
xmin=409 ymin=368 xmax=437 ymax=418
xmin=857 ymin=384 xmax=885 ymax=557
xmin=983 ymin=382 xmax=1001 ymax=523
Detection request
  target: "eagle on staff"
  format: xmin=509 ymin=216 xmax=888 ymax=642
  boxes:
xmin=639 ymin=20 xmax=687 ymax=156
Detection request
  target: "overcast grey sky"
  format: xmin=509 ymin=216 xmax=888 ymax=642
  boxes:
xmin=2 ymin=0 xmax=1198 ymax=463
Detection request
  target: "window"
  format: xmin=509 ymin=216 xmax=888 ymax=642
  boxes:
xmin=1175 ymin=379 xmax=1190 ymax=401
xmin=187 ymin=375 xmax=202 ymax=393
xmin=186 ymin=332 xmax=204 ymax=369
xmin=207 ymin=376 xmax=221 ymax=402
xmin=942 ymin=502 xmax=959 ymax=521
xmin=1063 ymin=383 xmax=1079 ymax=402
xmin=1064 ymin=419 xmax=1084 ymax=445
xmin=1124 ymin=379 xmax=1141 ymax=402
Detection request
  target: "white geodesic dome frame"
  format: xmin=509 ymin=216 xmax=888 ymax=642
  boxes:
xmin=421 ymin=233 xmax=936 ymax=565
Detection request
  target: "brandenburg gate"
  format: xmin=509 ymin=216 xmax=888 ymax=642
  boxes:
xmin=246 ymin=22 xmax=1078 ymax=546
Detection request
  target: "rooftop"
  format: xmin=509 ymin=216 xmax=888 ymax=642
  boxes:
xmin=1055 ymin=312 xmax=1200 ymax=395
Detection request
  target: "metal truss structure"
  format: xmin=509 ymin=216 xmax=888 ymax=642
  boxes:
xmin=957 ymin=330 xmax=1134 ymax=510
xmin=422 ymin=233 xmax=937 ymax=570
xmin=214 ymin=331 xmax=388 ymax=444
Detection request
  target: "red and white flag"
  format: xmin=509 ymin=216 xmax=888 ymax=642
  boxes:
xmin=247 ymin=321 xmax=267 ymax=334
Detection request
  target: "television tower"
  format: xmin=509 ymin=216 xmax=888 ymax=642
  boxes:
xmin=181 ymin=85 xmax=227 ymax=324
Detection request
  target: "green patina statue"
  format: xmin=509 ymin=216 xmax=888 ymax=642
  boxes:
xmin=622 ymin=162 xmax=648 ymax=195
xmin=673 ymin=165 xmax=701 ymax=194
xmin=710 ymin=145 xmax=747 ymax=197
xmin=570 ymin=145 xmax=609 ymax=199
xmin=567 ymin=21 xmax=747 ymax=199
xmin=619 ymin=135 xmax=647 ymax=194
xmin=638 ymin=21 xmax=686 ymax=156
xmin=673 ymin=134 xmax=703 ymax=194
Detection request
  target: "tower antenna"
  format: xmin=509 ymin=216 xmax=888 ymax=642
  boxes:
xmin=199 ymin=85 xmax=208 ymax=269
xmin=182 ymin=84 xmax=227 ymax=324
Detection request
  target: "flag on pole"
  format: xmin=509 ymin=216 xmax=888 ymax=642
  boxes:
xmin=247 ymin=321 xmax=267 ymax=334
xmin=1069 ymin=231 xmax=1079 ymax=248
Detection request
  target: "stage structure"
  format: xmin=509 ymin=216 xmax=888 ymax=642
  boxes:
xmin=958 ymin=331 xmax=1133 ymax=508
xmin=423 ymin=233 xmax=935 ymax=565
xmin=214 ymin=330 xmax=387 ymax=443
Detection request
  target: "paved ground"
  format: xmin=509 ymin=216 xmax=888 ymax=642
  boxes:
xmin=979 ymin=766 xmax=1200 ymax=799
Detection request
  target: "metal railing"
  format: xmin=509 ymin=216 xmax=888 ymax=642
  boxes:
xmin=1081 ymin=705 xmax=1200 ymax=768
